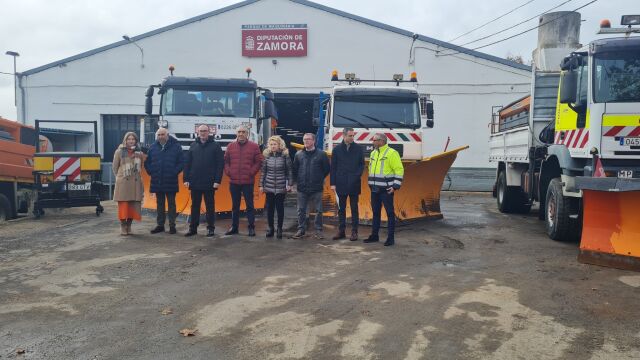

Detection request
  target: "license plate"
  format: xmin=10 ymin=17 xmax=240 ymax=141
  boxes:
xmin=618 ymin=170 xmax=634 ymax=179
xmin=67 ymin=183 xmax=91 ymax=191
xmin=620 ymin=137 xmax=640 ymax=146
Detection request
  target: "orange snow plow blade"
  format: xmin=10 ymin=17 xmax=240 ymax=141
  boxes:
xmin=576 ymin=177 xmax=640 ymax=271
xmin=292 ymin=143 xmax=468 ymax=222
xmin=141 ymin=170 xmax=265 ymax=216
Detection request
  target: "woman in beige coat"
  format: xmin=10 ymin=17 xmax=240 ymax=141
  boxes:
xmin=112 ymin=132 xmax=146 ymax=235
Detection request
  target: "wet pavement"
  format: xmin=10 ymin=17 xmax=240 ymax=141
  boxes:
xmin=1 ymin=192 xmax=639 ymax=359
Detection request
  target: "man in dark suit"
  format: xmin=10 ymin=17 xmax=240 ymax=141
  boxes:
xmin=183 ymin=124 xmax=224 ymax=237
xmin=330 ymin=127 xmax=365 ymax=241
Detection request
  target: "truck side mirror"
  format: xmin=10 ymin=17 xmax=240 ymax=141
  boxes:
xmin=144 ymin=86 xmax=154 ymax=115
xmin=559 ymin=70 xmax=578 ymax=104
xmin=426 ymin=119 xmax=434 ymax=128
xmin=258 ymin=95 xmax=266 ymax=119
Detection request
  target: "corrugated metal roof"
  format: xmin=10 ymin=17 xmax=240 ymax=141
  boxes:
xmin=22 ymin=0 xmax=531 ymax=76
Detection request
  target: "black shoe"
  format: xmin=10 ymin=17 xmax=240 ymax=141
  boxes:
xmin=276 ymin=228 xmax=283 ymax=239
xmin=184 ymin=229 xmax=197 ymax=237
xmin=206 ymin=228 xmax=215 ymax=237
xmin=169 ymin=226 xmax=177 ymax=234
xmin=150 ymin=226 xmax=165 ymax=234
xmin=332 ymin=231 xmax=346 ymax=240
xmin=384 ymin=239 xmax=395 ymax=247
xmin=248 ymin=227 xmax=256 ymax=237
xmin=350 ymin=231 xmax=359 ymax=241
xmin=363 ymin=235 xmax=379 ymax=243
xmin=225 ymin=227 xmax=238 ymax=235
xmin=266 ymin=228 xmax=274 ymax=238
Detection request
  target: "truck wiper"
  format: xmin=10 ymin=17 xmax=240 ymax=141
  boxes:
xmin=336 ymin=114 xmax=369 ymax=129
xmin=361 ymin=115 xmax=418 ymax=130
xmin=168 ymin=113 xmax=200 ymax=116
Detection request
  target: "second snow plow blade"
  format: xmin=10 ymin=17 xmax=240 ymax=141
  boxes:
xmin=576 ymin=177 xmax=640 ymax=271
xmin=293 ymin=144 xmax=468 ymax=223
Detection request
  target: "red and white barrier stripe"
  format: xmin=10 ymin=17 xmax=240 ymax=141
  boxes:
xmin=554 ymin=129 xmax=589 ymax=149
xmin=54 ymin=157 xmax=81 ymax=181
xmin=602 ymin=126 xmax=640 ymax=137
xmin=332 ymin=131 xmax=421 ymax=143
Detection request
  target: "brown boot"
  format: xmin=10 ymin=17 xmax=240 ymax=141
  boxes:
xmin=332 ymin=231 xmax=346 ymax=240
xmin=350 ymin=230 xmax=358 ymax=241
xmin=120 ymin=220 xmax=127 ymax=236
xmin=126 ymin=219 xmax=133 ymax=235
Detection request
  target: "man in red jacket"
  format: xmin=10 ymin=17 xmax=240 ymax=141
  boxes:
xmin=224 ymin=125 xmax=263 ymax=236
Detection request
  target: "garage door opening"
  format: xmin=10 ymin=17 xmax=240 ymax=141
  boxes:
xmin=273 ymin=93 xmax=317 ymax=153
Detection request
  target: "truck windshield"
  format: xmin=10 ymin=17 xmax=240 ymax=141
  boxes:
xmin=333 ymin=95 xmax=421 ymax=129
xmin=594 ymin=49 xmax=640 ymax=103
xmin=162 ymin=88 xmax=255 ymax=117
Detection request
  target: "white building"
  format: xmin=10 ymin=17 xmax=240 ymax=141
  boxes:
xmin=17 ymin=0 xmax=531 ymax=190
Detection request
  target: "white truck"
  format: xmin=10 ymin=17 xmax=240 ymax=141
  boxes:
xmin=490 ymin=17 xmax=640 ymax=241
xmin=144 ymin=68 xmax=276 ymax=149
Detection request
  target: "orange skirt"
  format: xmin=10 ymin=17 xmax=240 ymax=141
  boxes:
xmin=118 ymin=201 xmax=142 ymax=221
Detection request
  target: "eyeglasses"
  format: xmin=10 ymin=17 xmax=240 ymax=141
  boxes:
xmin=237 ymin=130 xmax=248 ymax=134
xmin=198 ymin=130 xmax=209 ymax=133
xmin=372 ymin=138 xmax=382 ymax=141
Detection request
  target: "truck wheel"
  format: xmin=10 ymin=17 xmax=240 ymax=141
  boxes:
xmin=0 ymin=194 xmax=12 ymax=221
xmin=496 ymin=171 xmax=531 ymax=214
xmin=545 ymin=178 xmax=577 ymax=241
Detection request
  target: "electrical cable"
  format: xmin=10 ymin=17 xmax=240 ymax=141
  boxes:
xmin=448 ymin=0 xmax=538 ymax=42
xmin=438 ymin=0 xmax=597 ymax=57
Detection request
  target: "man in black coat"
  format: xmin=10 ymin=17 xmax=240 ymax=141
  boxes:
xmin=183 ymin=125 xmax=224 ymax=237
xmin=292 ymin=133 xmax=330 ymax=239
xmin=330 ymin=127 xmax=365 ymax=241
xmin=144 ymin=128 xmax=184 ymax=234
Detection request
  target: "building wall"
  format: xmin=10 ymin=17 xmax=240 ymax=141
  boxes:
xmin=18 ymin=0 xmax=530 ymax=175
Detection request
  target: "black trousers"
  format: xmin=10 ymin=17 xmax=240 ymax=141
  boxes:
xmin=190 ymin=189 xmax=215 ymax=231
xmin=371 ymin=189 xmax=395 ymax=240
xmin=156 ymin=192 xmax=177 ymax=227
xmin=230 ymin=183 xmax=255 ymax=229
xmin=265 ymin=192 xmax=285 ymax=230
xmin=337 ymin=193 xmax=359 ymax=232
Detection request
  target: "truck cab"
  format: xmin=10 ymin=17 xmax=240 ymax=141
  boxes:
xmin=320 ymin=72 xmax=434 ymax=160
xmin=145 ymin=70 xmax=275 ymax=150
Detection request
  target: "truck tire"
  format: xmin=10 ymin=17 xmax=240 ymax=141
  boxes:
xmin=496 ymin=171 xmax=531 ymax=214
xmin=0 ymin=194 xmax=12 ymax=221
xmin=545 ymin=178 xmax=579 ymax=241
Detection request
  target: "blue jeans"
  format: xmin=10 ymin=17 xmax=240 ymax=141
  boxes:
xmin=297 ymin=191 xmax=323 ymax=232
xmin=230 ymin=183 xmax=255 ymax=229
xmin=371 ymin=189 xmax=395 ymax=240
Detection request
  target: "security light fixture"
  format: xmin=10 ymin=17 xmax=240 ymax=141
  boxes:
xmin=122 ymin=34 xmax=144 ymax=69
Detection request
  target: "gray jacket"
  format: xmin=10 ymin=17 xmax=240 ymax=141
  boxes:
xmin=260 ymin=151 xmax=293 ymax=194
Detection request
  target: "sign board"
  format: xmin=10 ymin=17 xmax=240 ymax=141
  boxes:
xmin=242 ymin=24 xmax=307 ymax=57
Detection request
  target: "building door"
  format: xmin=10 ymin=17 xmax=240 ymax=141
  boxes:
xmin=102 ymin=114 xmax=158 ymax=162
xmin=273 ymin=93 xmax=317 ymax=153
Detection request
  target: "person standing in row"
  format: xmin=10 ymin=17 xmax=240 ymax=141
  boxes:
xmin=365 ymin=133 xmax=404 ymax=246
xmin=292 ymin=133 xmax=330 ymax=239
xmin=183 ymin=125 xmax=224 ymax=237
xmin=224 ymin=125 xmax=263 ymax=237
xmin=259 ymin=136 xmax=292 ymax=239
xmin=112 ymin=132 xmax=146 ymax=236
xmin=145 ymin=128 xmax=184 ymax=235
xmin=330 ymin=127 xmax=365 ymax=241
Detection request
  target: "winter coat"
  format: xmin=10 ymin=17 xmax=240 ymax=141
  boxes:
xmin=224 ymin=140 xmax=263 ymax=185
xmin=144 ymin=136 xmax=184 ymax=193
xmin=292 ymin=148 xmax=330 ymax=194
xmin=183 ymin=137 xmax=224 ymax=191
xmin=330 ymin=141 xmax=365 ymax=195
xmin=112 ymin=146 xmax=145 ymax=202
xmin=260 ymin=149 xmax=293 ymax=194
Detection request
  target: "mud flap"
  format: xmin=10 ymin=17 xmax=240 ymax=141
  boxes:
xmin=576 ymin=177 xmax=640 ymax=271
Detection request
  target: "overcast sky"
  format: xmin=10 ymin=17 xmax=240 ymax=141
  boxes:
xmin=0 ymin=0 xmax=637 ymax=120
